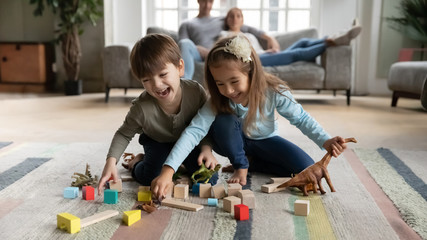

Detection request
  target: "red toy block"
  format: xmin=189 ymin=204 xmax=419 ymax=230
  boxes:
xmin=82 ymin=186 xmax=95 ymax=200
xmin=234 ymin=204 xmax=249 ymax=221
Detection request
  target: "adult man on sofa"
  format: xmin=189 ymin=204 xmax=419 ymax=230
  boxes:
xmin=179 ymin=0 xmax=280 ymax=79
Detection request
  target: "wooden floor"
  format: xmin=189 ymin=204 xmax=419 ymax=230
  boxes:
xmin=1 ymin=89 xmax=426 ymax=151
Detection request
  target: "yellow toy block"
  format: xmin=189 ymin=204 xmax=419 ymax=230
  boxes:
xmin=57 ymin=212 xmax=80 ymax=234
xmin=138 ymin=190 xmax=152 ymax=202
xmin=123 ymin=210 xmax=141 ymax=226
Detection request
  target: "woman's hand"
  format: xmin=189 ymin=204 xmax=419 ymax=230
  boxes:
xmin=198 ymin=145 xmax=218 ymax=170
xmin=262 ymin=34 xmax=280 ymax=53
xmin=151 ymin=166 xmax=175 ymax=201
xmin=197 ymin=45 xmax=210 ymax=60
xmin=323 ymin=136 xmax=347 ymax=157
xmin=97 ymin=157 xmax=118 ymax=195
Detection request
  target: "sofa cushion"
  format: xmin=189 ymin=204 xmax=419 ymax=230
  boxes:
xmin=264 ymin=61 xmax=324 ymax=89
xmin=146 ymin=27 xmax=179 ymax=43
xmin=388 ymin=61 xmax=427 ymax=94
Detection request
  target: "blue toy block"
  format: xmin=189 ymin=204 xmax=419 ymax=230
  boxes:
xmin=64 ymin=187 xmax=79 ymax=199
xmin=104 ymin=189 xmax=118 ymax=204
xmin=207 ymin=198 xmax=218 ymax=206
xmin=192 ymin=183 xmax=200 ymax=195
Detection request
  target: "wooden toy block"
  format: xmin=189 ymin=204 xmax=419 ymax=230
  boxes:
xmin=64 ymin=187 xmax=79 ymax=199
xmin=227 ymin=183 xmax=242 ymax=197
xmin=175 ymin=175 xmax=191 ymax=185
xmin=294 ymin=200 xmax=310 ymax=216
xmin=57 ymin=210 xmax=119 ymax=234
xmin=80 ymin=210 xmax=119 ymax=227
xmin=82 ymin=186 xmax=95 ymax=200
xmin=109 ymin=179 xmax=122 ymax=192
xmin=121 ymin=173 xmax=133 ymax=182
xmin=211 ymin=184 xmax=226 ymax=199
xmin=192 ymin=183 xmax=200 ymax=194
xmin=269 ymin=177 xmax=291 ymax=184
xmin=138 ymin=186 xmax=150 ymax=192
xmin=123 ymin=210 xmax=141 ymax=226
xmin=57 ymin=212 xmax=80 ymax=233
xmin=207 ymin=198 xmax=218 ymax=206
xmin=223 ymin=196 xmax=241 ymax=213
xmin=173 ymin=184 xmax=189 ymax=199
xmin=161 ymin=198 xmax=204 ymax=212
xmin=199 ymin=183 xmax=212 ymax=198
xmin=137 ymin=190 xmax=152 ymax=203
xmin=234 ymin=204 xmax=249 ymax=221
xmin=237 ymin=189 xmax=255 ymax=209
xmin=261 ymin=178 xmax=291 ymax=193
xmin=104 ymin=189 xmax=118 ymax=204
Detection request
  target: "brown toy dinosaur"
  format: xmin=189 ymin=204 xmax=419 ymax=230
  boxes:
xmin=277 ymin=137 xmax=357 ymax=196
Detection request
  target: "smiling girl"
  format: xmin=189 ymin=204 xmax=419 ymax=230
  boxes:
xmin=97 ymin=34 xmax=218 ymax=195
xmin=151 ymin=35 xmax=348 ymax=199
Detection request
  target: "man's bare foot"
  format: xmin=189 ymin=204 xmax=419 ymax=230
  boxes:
xmin=122 ymin=153 xmax=144 ymax=171
xmin=227 ymin=168 xmax=248 ymax=186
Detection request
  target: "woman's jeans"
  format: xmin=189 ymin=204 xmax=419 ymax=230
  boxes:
xmin=210 ymin=114 xmax=314 ymax=176
xmin=132 ymin=134 xmax=218 ymax=186
xmin=259 ymin=38 xmax=327 ymax=67
xmin=178 ymin=39 xmax=203 ymax=80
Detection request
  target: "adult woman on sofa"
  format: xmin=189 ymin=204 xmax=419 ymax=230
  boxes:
xmin=221 ymin=7 xmax=362 ymax=67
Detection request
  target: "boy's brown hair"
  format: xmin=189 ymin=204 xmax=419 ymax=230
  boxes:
xmin=130 ymin=33 xmax=182 ymax=80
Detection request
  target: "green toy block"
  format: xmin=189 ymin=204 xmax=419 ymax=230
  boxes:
xmin=104 ymin=189 xmax=118 ymax=204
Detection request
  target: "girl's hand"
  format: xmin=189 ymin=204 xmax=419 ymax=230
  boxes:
xmin=323 ymin=136 xmax=347 ymax=157
xmin=97 ymin=157 xmax=119 ymax=196
xmin=198 ymin=145 xmax=218 ymax=170
xmin=151 ymin=166 xmax=175 ymax=201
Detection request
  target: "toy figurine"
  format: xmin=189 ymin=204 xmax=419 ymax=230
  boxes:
xmin=277 ymin=137 xmax=357 ymax=196
xmin=71 ymin=163 xmax=98 ymax=188
xmin=191 ymin=163 xmax=221 ymax=183
xmin=136 ymin=200 xmax=158 ymax=213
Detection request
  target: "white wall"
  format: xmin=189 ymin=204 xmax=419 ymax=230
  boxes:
xmin=104 ymin=0 xmax=145 ymax=46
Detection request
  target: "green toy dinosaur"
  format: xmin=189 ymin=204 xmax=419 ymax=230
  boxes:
xmin=191 ymin=163 xmax=221 ymax=183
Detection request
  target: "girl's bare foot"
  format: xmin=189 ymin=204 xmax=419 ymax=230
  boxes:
xmin=122 ymin=153 xmax=144 ymax=171
xmin=227 ymin=168 xmax=248 ymax=186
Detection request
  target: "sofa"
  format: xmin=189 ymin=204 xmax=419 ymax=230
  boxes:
xmin=102 ymin=44 xmax=143 ymax=102
xmin=387 ymin=61 xmax=427 ymax=110
xmin=147 ymin=27 xmax=353 ymax=105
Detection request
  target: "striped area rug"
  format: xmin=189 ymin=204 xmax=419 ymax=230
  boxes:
xmin=353 ymin=148 xmax=427 ymax=240
xmin=0 ymin=142 xmax=405 ymax=239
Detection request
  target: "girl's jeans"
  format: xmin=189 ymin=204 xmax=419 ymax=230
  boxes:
xmin=210 ymin=114 xmax=315 ymax=176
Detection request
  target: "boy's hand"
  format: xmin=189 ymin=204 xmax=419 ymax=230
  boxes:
xmin=323 ymin=136 xmax=347 ymax=157
xmin=197 ymin=145 xmax=218 ymax=170
xmin=97 ymin=157 xmax=119 ymax=196
xmin=151 ymin=166 xmax=175 ymax=201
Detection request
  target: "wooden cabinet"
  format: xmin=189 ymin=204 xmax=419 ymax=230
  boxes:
xmin=0 ymin=42 xmax=55 ymax=92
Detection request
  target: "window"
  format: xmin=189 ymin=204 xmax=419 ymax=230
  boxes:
xmin=151 ymin=0 xmax=312 ymax=33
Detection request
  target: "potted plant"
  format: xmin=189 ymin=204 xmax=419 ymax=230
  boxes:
xmin=30 ymin=0 xmax=103 ymax=95
xmin=387 ymin=0 xmax=427 ymax=45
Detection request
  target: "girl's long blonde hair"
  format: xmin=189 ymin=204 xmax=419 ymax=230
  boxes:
xmin=205 ymin=35 xmax=290 ymax=133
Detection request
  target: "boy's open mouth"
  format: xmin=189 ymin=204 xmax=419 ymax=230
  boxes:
xmin=157 ymin=88 xmax=170 ymax=97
